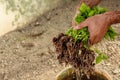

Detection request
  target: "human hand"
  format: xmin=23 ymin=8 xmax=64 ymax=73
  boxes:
xmin=80 ymin=0 xmax=101 ymax=8
xmin=73 ymin=14 xmax=111 ymax=44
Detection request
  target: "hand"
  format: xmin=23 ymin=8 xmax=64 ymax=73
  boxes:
xmin=80 ymin=0 xmax=101 ymax=7
xmin=73 ymin=14 xmax=111 ymax=44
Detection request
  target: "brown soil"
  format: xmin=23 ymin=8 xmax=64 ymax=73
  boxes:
xmin=53 ymin=33 xmax=95 ymax=76
xmin=0 ymin=0 xmax=120 ymax=80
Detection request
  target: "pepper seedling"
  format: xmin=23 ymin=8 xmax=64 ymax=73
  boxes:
xmin=66 ymin=3 xmax=117 ymax=64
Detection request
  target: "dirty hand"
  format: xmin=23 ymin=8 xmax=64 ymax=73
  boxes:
xmin=80 ymin=0 xmax=101 ymax=7
xmin=73 ymin=14 xmax=110 ymax=44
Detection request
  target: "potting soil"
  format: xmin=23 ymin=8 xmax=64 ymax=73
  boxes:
xmin=53 ymin=33 xmax=95 ymax=78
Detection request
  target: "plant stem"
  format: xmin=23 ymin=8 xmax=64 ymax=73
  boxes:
xmin=75 ymin=69 xmax=82 ymax=80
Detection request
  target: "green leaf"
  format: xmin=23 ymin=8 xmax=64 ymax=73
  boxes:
xmin=105 ymin=26 xmax=117 ymax=40
xmin=96 ymin=6 xmax=107 ymax=14
xmin=96 ymin=53 xmax=108 ymax=64
xmin=75 ymin=15 xmax=85 ymax=24
xmin=96 ymin=56 xmax=102 ymax=64
xmin=88 ymin=10 xmax=95 ymax=17
xmin=101 ymin=54 xmax=108 ymax=59
xmin=79 ymin=3 xmax=91 ymax=14
xmin=95 ymin=49 xmax=108 ymax=64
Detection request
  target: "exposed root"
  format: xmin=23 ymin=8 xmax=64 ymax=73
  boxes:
xmin=53 ymin=33 xmax=95 ymax=78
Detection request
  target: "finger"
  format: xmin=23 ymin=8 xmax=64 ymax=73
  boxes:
xmin=93 ymin=37 xmax=100 ymax=44
xmin=73 ymin=21 xmax=88 ymax=30
xmin=72 ymin=20 xmax=76 ymax=27
xmin=93 ymin=33 xmax=105 ymax=44
xmin=93 ymin=36 xmax=102 ymax=44
xmin=89 ymin=35 xmax=96 ymax=45
xmin=89 ymin=31 xmax=97 ymax=45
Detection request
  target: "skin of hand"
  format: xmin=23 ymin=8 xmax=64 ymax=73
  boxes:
xmin=73 ymin=14 xmax=111 ymax=44
xmin=80 ymin=0 xmax=101 ymax=7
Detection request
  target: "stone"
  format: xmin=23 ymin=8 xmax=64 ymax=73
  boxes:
xmin=113 ymin=68 xmax=120 ymax=74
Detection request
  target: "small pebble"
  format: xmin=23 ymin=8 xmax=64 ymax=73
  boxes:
xmin=113 ymin=68 xmax=120 ymax=74
xmin=105 ymin=63 xmax=111 ymax=66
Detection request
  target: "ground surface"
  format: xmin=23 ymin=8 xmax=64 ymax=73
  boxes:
xmin=0 ymin=0 xmax=120 ymax=80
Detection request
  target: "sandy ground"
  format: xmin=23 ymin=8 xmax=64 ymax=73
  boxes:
xmin=0 ymin=0 xmax=120 ymax=80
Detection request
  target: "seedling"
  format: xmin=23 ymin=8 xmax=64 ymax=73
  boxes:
xmin=66 ymin=3 xmax=117 ymax=64
xmin=53 ymin=3 xmax=117 ymax=80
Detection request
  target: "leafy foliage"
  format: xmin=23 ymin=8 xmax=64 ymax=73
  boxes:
xmin=75 ymin=3 xmax=107 ymax=24
xmin=66 ymin=3 xmax=117 ymax=44
xmin=66 ymin=27 xmax=89 ymax=48
xmin=66 ymin=3 xmax=117 ymax=64
xmin=105 ymin=26 xmax=117 ymax=40
xmin=91 ymin=48 xmax=108 ymax=64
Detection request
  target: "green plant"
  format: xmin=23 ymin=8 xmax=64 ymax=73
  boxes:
xmin=66 ymin=3 xmax=117 ymax=64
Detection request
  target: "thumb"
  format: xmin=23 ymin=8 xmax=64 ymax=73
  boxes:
xmin=73 ymin=21 xmax=87 ymax=30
